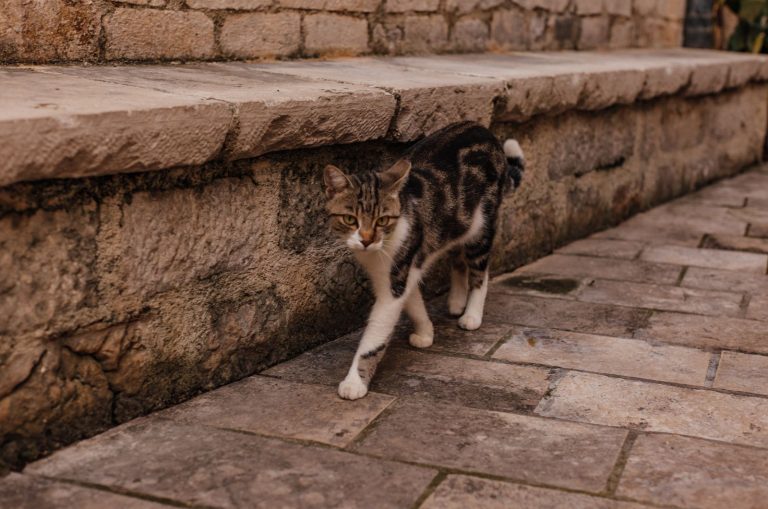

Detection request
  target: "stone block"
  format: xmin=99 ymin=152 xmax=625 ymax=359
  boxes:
xmin=386 ymin=0 xmax=440 ymax=12
xmin=682 ymin=266 xmax=768 ymax=295
xmin=714 ymin=351 xmax=768 ymax=396
xmin=747 ymin=293 xmax=768 ymax=321
xmin=609 ymin=18 xmax=634 ymax=48
xmin=450 ymin=17 xmax=489 ymax=52
xmin=555 ymin=238 xmax=645 ymax=259
xmin=701 ymin=233 xmax=768 ymax=255
xmin=495 ymin=327 xmax=710 ymax=385
xmin=574 ymin=0 xmax=601 ymax=15
xmin=186 ymin=0 xmax=270 ymax=8
xmin=279 ymin=0 xmax=380 ymax=11
xmin=537 ymin=371 xmax=768 ymax=447
xmin=304 ymin=13 xmax=369 ymax=54
xmin=116 ymin=0 xmax=166 ymax=5
xmin=604 ymin=0 xmax=631 ymax=16
xmin=354 ymin=399 xmax=627 ymax=492
xmin=513 ymin=253 xmax=681 ymax=285
xmin=402 ymin=15 xmax=449 ymax=53
xmin=517 ymin=0 xmax=570 ymax=12
xmin=618 ymin=434 xmax=768 ymax=509
xmin=490 ymin=9 xmax=529 ymax=50
xmin=0 ymin=68 xmax=232 ymax=186
xmin=105 ymin=9 xmax=215 ymax=60
xmin=445 ymin=0 xmax=504 ymax=14
xmin=641 ymin=245 xmax=767 ymax=273
xmin=578 ymin=16 xmax=610 ymax=50
xmin=220 ymin=12 xmax=301 ymax=58
xmin=27 ymin=419 xmax=436 ymax=508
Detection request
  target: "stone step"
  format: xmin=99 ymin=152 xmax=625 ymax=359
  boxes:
xmin=2 ymin=48 xmax=767 ymax=187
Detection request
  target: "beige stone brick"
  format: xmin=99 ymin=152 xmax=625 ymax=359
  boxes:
xmin=715 ymin=351 xmax=768 ymax=396
xmin=27 ymin=419 xmax=436 ymax=508
xmin=425 ymin=475 xmax=652 ymax=509
xmin=609 ymin=18 xmax=634 ymax=48
xmin=445 ymin=0 xmax=504 ymax=14
xmin=578 ymin=16 xmax=609 ymax=49
xmin=618 ymin=434 xmax=768 ymax=509
xmin=574 ymin=0 xmax=602 ymax=15
xmin=105 ymin=9 xmax=215 ymax=60
xmin=278 ymin=0 xmax=380 ymax=11
xmin=603 ymin=0 xmax=630 ymax=16
xmin=517 ymin=0 xmax=570 ymax=12
xmin=701 ymin=233 xmax=768 ymax=255
xmin=633 ymin=0 xmax=655 ymax=16
xmin=355 ymin=400 xmax=627 ymax=492
xmin=187 ymin=0 xmax=271 ymax=8
xmin=450 ymin=17 xmax=489 ymax=52
xmin=656 ymin=0 xmax=686 ymax=20
xmin=746 ymin=293 xmax=768 ymax=321
xmin=402 ymin=15 xmax=449 ymax=52
xmin=641 ymin=245 xmax=767 ymax=273
xmin=537 ymin=371 xmax=768 ymax=447
xmin=220 ymin=12 xmax=300 ymax=58
xmin=0 ymin=0 xmax=23 ymax=62
xmin=386 ymin=0 xmax=439 ymax=12
xmin=157 ymin=376 xmax=393 ymax=446
xmin=116 ymin=0 xmax=166 ymax=5
xmin=304 ymin=13 xmax=369 ymax=54
xmin=490 ymin=8 xmax=529 ymax=49
xmin=682 ymin=266 xmax=768 ymax=295
xmin=496 ymin=327 xmax=710 ymax=385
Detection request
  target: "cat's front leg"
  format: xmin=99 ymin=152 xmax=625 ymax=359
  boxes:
xmin=338 ymin=296 xmax=404 ymax=400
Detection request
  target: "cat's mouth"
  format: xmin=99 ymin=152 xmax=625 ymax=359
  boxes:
xmin=346 ymin=238 xmax=384 ymax=252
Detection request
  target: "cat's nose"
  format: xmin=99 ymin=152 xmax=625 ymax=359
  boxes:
xmin=361 ymin=238 xmax=374 ymax=247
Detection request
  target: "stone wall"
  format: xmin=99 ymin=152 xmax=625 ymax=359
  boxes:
xmin=0 ymin=0 xmax=686 ymax=64
xmin=2 ymin=82 xmax=765 ymax=470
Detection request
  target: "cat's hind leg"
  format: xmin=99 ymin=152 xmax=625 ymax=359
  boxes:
xmin=458 ymin=233 xmax=491 ymax=331
xmin=448 ymin=249 xmax=469 ymax=316
xmin=405 ymin=286 xmax=434 ymax=348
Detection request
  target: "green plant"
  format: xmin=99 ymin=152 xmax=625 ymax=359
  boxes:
xmin=720 ymin=0 xmax=768 ymax=52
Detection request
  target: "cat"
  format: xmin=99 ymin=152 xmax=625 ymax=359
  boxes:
xmin=323 ymin=121 xmax=524 ymax=400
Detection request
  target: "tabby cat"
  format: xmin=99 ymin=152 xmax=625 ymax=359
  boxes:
xmin=323 ymin=121 xmax=524 ymax=400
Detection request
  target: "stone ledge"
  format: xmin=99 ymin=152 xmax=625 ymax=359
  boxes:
xmin=1 ymin=49 xmax=766 ymax=187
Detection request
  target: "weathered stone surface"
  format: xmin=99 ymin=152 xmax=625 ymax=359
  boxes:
xmin=538 ymin=372 xmax=768 ymax=447
xmin=577 ymin=279 xmax=743 ymax=316
xmin=48 ymin=63 xmax=395 ymax=161
xmin=355 ymin=399 xmax=627 ymax=492
xmin=746 ymin=294 xmax=768 ymax=321
xmin=485 ymin=294 xmax=650 ymax=337
xmin=574 ymin=0 xmax=601 ymax=15
xmin=220 ymin=13 xmax=301 ymax=58
xmin=490 ymin=9 xmax=529 ymax=49
xmin=749 ymin=223 xmax=768 ymax=238
xmin=424 ymin=475 xmax=649 ymax=509
xmin=618 ymin=434 xmax=768 ymax=509
xmin=0 ymin=473 xmax=168 ymax=509
xmin=451 ymin=18 xmax=489 ymax=52
xmin=257 ymin=58 xmax=502 ymax=141
xmin=0 ymin=69 xmax=232 ymax=186
xmin=512 ymin=254 xmax=681 ymax=285
xmin=402 ymin=15 xmax=449 ymax=53
xmin=495 ymin=328 xmax=710 ymax=385
xmin=555 ymin=238 xmax=644 ymax=259
xmin=386 ymin=0 xmax=440 ymax=12
xmin=279 ymin=0 xmax=380 ymax=11
xmin=641 ymin=245 xmax=767 ymax=273
xmin=634 ymin=311 xmax=768 ymax=354
xmin=156 ymin=376 xmax=393 ymax=446
xmin=304 ymin=14 xmax=369 ymax=54
xmin=701 ymin=233 xmax=768 ymax=255
xmin=578 ymin=16 xmax=610 ymax=49
xmin=604 ymin=0 xmax=631 ymax=16
xmin=104 ymin=9 xmax=215 ymax=61
xmin=446 ymin=0 xmax=504 ymax=14
xmin=117 ymin=0 xmax=166 ymax=4
xmin=682 ymin=266 xmax=768 ymax=295
xmin=28 ymin=419 xmax=436 ymax=508
xmin=187 ymin=0 xmax=271 ymax=8
xmin=714 ymin=351 xmax=768 ymax=396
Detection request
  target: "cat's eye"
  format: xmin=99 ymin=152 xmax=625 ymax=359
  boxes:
xmin=342 ymin=215 xmax=357 ymax=226
xmin=376 ymin=216 xmax=391 ymax=227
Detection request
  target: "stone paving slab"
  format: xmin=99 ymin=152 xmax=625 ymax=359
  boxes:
xmin=681 ymin=266 xmax=768 ymax=295
xmin=510 ymin=254 xmax=682 ymax=285
xmin=27 ymin=418 xmax=436 ymax=509
xmin=714 ymin=351 xmax=768 ymax=396
xmin=554 ymin=238 xmax=646 ymax=260
xmin=617 ymin=434 xmax=768 ymax=509
xmin=641 ymin=245 xmax=768 ymax=273
xmin=633 ymin=311 xmax=768 ymax=354
xmin=494 ymin=327 xmax=711 ymax=386
xmin=423 ymin=475 xmax=652 ymax=509
xmin=575 ymin=279 xmax=744 ymax=316
xmin=537 ymin=372 xmax=768 ymax=448
xmin=746 ymin=293 xmax=768 ymax=321
xmin=155 ymin=376 xmax=394 ymax=447
xmin=353 ymin=399 xmax=628 ymax=492
xmin=0 ymin=473 xmax=171 ymax=509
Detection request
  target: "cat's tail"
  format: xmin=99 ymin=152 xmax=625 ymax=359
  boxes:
xmin=503 ymin=139 xmax=525 ymax=191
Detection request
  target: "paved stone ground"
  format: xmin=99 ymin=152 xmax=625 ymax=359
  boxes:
xmin=4 ymin=166 xmax=768 ymax=508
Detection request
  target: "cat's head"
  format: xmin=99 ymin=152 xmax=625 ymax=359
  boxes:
xmin=323 ymin=159 xmax=411 ymax=252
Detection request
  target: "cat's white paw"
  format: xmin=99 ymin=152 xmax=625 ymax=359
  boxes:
xmin=338 ymin=376 xmax=368 ymax=400
xmin=458 ymin=313 xmax=482 ymax=331
xmin=409 ymin=332 xmax=434 ymax=349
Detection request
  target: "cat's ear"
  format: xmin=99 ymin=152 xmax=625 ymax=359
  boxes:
xmin=380 ymin=159 xmax=411 ymax=194
xmin=324 ymin=165 xmax=351 ymax=198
